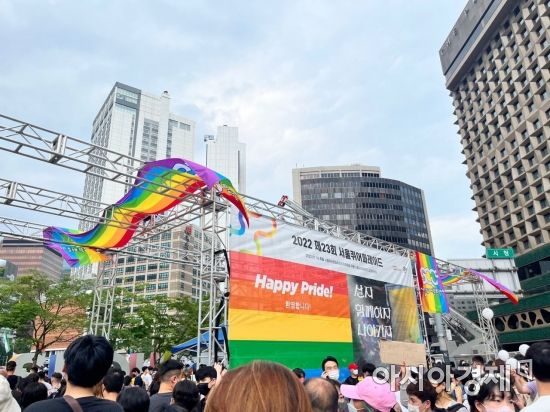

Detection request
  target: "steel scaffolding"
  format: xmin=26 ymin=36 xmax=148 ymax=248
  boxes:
xmin=0 ymin=112 xmax=501 ymax=363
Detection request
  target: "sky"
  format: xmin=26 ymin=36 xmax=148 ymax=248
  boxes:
xmin=0 ymin=0 xmax=485 ymax=260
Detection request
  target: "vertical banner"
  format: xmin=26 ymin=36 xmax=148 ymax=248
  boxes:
xmin=415 ymin=251 xmax=449 ymax=314
xmin=229 ymin=210 xmax=422 ymax=375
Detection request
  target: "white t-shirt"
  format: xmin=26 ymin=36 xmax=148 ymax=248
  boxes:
xmin=522 ymin=395 xmax=550 ymax=412
xmin=142 ymin=373 xmax=152 ymax=388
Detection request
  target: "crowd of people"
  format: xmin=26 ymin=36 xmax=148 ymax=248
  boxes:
xmin=0 ymin=334 xmax=549 ymax=412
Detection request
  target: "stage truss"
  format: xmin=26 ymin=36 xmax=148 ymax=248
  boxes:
xmin=0 ymin=113 xmax=501 ymax=363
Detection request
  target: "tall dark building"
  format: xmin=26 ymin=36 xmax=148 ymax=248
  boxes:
xmin=292 ymin=165 xmax=434 ymax=255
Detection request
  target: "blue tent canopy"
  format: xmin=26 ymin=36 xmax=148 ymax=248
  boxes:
xmin=171 ymin=328 xmax=225 ymax=354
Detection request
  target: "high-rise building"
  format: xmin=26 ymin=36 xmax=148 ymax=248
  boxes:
xmin=76 ymin=82 xmax=197 ymax=299
xmin=205 ymin=126 xmax=246 ymax=193
xmin=439 ymin=0 xmax=549 ymax=280
xmin=0 ymin=238 xmax=62 ymax=280
xmin=440 ymin=0 xmax=550 ymax=349
xmin=292 ymin=165 xmax=434 ymax=255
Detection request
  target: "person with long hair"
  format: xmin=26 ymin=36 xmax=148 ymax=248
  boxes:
xmin=205 ymin=361 xmax=313 ymax=412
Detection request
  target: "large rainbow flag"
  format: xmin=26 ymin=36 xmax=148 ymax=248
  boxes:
xmin=415 ymin=251 xmax=449 ymax=314
xmin=43 ymin=158 xmax=248 ymax=267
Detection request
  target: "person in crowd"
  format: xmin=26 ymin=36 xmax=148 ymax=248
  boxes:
xmin=0 ymin=375 xmax=20 ymax=412
xmin=171 ymin=380 xmax=200 ymax=412
xmin=341 ymin=363 xmax=399 ymax=412
xmin=304 ymin=378 xmax=339 ymax=412
xmin=37 ymin=372 xmax=52 ymax=395
xmin=117 ymin=387 xmax=150 ymax=412
xmin=29 ymin=368 xmax=38 ymax=375
xmin=0 ymin=367 xmax=7 ymax=378
xmin=20 ymin=382 xmax=48 ymax=410
xmin=141 ymin=367 xmax=153 ymax=391
xmin=326 ymin=379 xmax=350 ymax=412
xmin=449 ymin=369 xmax=464 ymax=405
xmin=149 ymin=372 xmax=161 ymax=396
xmin=130 ymin=368 xmax=143 ymax=388
xmin=471 ymin=356 xmax=486 ymax=381
xmin=195 ymin=365 xmax=218 ymax=411
xmin=12 ymin=374 xmax=39 ymax=406
xmin=102 ymin=372 xmax=124 ymax=402
xmin=321 ymin=356 xmax=340 ymax=381
xmin=343 ymin=363 xmax=360 ymax=386
xmin=205 ymin=360 xmax=312 ymax=412
xmin=24 ymin=335 xmax=123 ymax=412
xmin=406 ymin=379 xmax=438 ymax=412
xmin=48 ymin=372 xmax=64 ymax=399
xmin=294 ymin=368 xmax=306 ymax=384
xmin=428 ymin=366 xmax=467 ymax=412
xmin=466 ymin=376 xmax=517 ymax=412
xmin=521 ymin=342 xmax=550 ymax=411
xmin=123 ymin=375 xmax=133 ymax=389
xmin=148 ymin=360 xmax=183 ymax=412
xmin=6 ymin=361 xmax=20 ymax=391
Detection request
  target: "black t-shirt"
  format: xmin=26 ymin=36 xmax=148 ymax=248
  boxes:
xmin=343 ymin=376 xmax=359 ymax=385
xmin=25 ymin=396 xmax=124 ymax=412
xmin=149 ymin=392 xmax=173 ymax=412
xmin=6 ymin=374 xmax=19 ymax=390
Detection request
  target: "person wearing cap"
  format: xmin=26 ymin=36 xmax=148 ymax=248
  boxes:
xmin=340 ymin=363 xmax=399 ymax=412
xmin=343 ymin=363 xmax=360 ymax=386
xmin=0 ymin=375 xmax=20 ymax=412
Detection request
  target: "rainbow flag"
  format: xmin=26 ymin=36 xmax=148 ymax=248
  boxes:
xmin=415 ymin=252 xmax=449 ymax=314
xmin=440 ymin=269 xmax=466 ymax=286
xmin=43 ymin=158 xmax=248 ymax=267
xmin=467 ymin=268 xmax=519 ymax=304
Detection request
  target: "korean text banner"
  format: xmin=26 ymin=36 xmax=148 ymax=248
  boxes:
xmin=228 ymin=211 xmax=422 ymax=375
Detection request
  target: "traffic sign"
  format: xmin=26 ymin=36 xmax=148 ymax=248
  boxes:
xmin=486 ymin=248 xmax=515 ymax=259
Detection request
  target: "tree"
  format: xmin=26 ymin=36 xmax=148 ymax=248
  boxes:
xmin=0 ymin=270 xmax=92 ymax=365
xmin=110 ymin=288 xmax=198 ymax=357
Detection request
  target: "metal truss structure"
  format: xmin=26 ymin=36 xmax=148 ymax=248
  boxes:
xmin=0 ymin=113 xmax=500 ymax=363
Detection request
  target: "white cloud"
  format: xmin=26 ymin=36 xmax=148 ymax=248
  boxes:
xmin=430 ymin=213 xmax=485 ymax=259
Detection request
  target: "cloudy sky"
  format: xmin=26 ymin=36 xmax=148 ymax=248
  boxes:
xmin=0 ymin=0 xmax=483 ymax=259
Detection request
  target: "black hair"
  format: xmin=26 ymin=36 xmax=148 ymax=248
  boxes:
xmin=131 ymin=367 xmax=141 ymax=374
xmin=361 ymin=362 xmax=376 ymax=376
xmin=63 ymin=335 xmax=114 ymax=388
xmin=472 ymin=355 xmax=485 ymax=365
xmin=158 ymin=360 xmax=184 ymax=380
xmin=173 ymin=380 xmax=200 ymax=410
xmin=467 ymin=377 xmax=516 ymax=412
xmin=30 ymin=366 xmax=39 ymax=373
xmin=406 ymin=379 xmax=437 ymax=409
xmin=321 ymin=356 xmax=339 ymax=371
xmin=103 ymin=371 xmax=124 ymax=393
xmin=304 ymin=378 xmax=339 ymax=412
xmin=6 ymin=360 xmax=16 ymax=372
xmin=141 ymin=366 xmax=149 ymax=372
xmin=37 ymin=371 xmax=48 ymax=381
xmin=149 ymin=379 xmax=160 ymax=396
xmin=195 ymin=365 xmax=217 ymax=382
xmin=293 ymin=368 xmax=306 ymax=379
xmin=21 ymin=382 xmax=48 ymax=409
xmin=51 ymin=372 xmax=63 ymax=381
xmin=123 ymin=375 xmax=132 ymax=387
xmin=117 ymin=387 xmax=150 ymax=412
xmin=526 ymin=341 xmax=550 ymax=382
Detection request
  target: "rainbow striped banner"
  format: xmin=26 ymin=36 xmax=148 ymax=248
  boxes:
xmin=43 ymin=158 xmax=248 ymax=267
xmin=415 ymin=252 xmax=449 ymax=314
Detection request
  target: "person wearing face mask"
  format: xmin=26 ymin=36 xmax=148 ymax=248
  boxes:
xmin=406 ymin=379 xmax=438 ymax=412
xmin=467 ymin=378 xmax=517 ymax=412
xmin=343 ymin=363 xmax=360 ymax=386
xmin=428 ymin=366 xmax=468 ymax=412
xmin=48 ymin=372 xmax=64 ymax=399
xmin=195 ymin=366 xmax=218 ymax=412
xmin=148 ymin=360 xmax=184 ymax=412
xmin=321 ymin=356 xmax=341 ymax=382
xmin=341 ymin=363 xmax=398 ymax=412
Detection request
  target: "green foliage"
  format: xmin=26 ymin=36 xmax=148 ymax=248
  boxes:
xmin=0 ymin=270 xmax=92 ymax=365
xmin=110 ymin=288 xmax=198 ymax=356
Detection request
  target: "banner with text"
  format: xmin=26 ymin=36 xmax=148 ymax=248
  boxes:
xmin=228 ymin=210 xmax=422 ymax=374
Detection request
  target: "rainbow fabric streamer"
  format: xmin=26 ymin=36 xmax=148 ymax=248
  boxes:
xmin=439 ymin=269 xmax=467 ymax=286
xmin=415 ymin=251 xmax=449 ymax=314
xmin=466 ymin=268 xmax=519 ymax=304
xmin=43 ymin=158 xmax=249 ymax=267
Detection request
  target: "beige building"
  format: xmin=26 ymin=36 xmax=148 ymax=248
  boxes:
xmin=0 ymin=238 xmax=63 ymax=280
xmin=439 ymin=0 xmax=550 ymax=261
